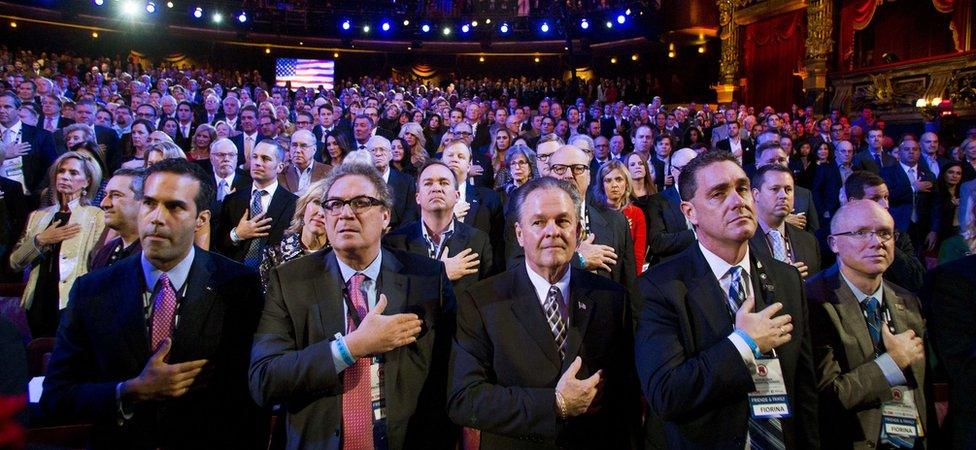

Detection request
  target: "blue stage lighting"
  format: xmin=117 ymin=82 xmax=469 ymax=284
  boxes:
xmin=382 ymin=21 xmax=390 ymax=31
xmin=461 ymin=24 xmax=470 ymax=33
xmin=580 ymin=19 xmax=589 ymax=29
xmin=238 ymin=12 xmax=247 ymax=23
xmin=540 ymin=22 xmax=549 ymax=33
xmin=342 ymin=20 xmax=351 ymax=30
xmin=146 ymin=2 xmax=156 ymax=13
xmin=93 ymin=0 xmax=104 ymax=5
xmin=500 ymin=23 xmax=509 ymax=33
xmin=616 ymin=14 xmax=625 ymax=24
xmin=421 ymin=24 xmax=431 ymax=33
xmin=193 ymin=7 xmax=203 ymax=18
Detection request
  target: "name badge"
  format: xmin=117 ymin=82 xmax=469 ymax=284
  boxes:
xmin=881 ymin=386 xmax=922 ymax=439
xmin=748 ymin=357 xmax=791 ymax=419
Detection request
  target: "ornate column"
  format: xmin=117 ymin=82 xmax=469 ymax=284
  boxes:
xmin=714 ymin=0 xmax=740 ymax=104
xmin=802 ymin=0 xmax=833 ymax=110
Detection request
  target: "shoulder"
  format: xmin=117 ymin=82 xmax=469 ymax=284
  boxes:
xmin=640 ymin=245 xmax=696 ymax=285
xmin=786 ymin=224 xmax=816 ymax=244
xmin=206 ymin=250 xmax=260 ymax=282
xmin=575 ymin=267 xmax=626 ymax=293
xmin=804 ymin=265 xmax=840 ymax=305
xmin=929 ymin=254 xmax=976 ymax=281
xmin=465 ymin=269 xmax=519 ymax=303
xmin=387 ymin=248 xmax=443 ymax=276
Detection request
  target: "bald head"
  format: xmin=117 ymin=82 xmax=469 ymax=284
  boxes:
xmin=829 ymin=199 xmax=896 ymax=278
xmin=831 ymin=199 xmax=892 ymax=235
xmin=670 ymin=147 xmax=698 ymax=184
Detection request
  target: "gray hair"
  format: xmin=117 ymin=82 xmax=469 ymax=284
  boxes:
xmin=504 ymin=144 xmax=538 ymax=179
xmin=147 ymin=141 xmax=187 ymax=160
xmin=63 ymin=123 xmax=97 ymax=144
xmin=398 ymin=122 xmax=426 ymax=149
xmin=510 ymin=176 xmax=581 ymax=224
xmin=112 ymin=167 xmax=146 ymax=200
xmin=320 ymin=160 xmax=393 ymax=211
xmin=567 ymin=134 xmax=595 ymax=154
xmin=256 ymin=138 xmax=287 ymax=163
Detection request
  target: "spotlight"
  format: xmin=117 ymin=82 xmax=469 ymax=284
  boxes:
xmin=668 ymin=51 xmax=675 ymax=58
xmin=212 ymin=12 xmax=223 ymax=23
xmin=193 ymin=7 xmax=203 ymax=18
xmin=610 ymin=57 xmax=617 ymax=64
xmin=461 ymin=24 xmax=469 ymax=33
xmin=485 ymin=18 xmax=491 ymax=24
xmin=471 ymin=20 xmax=478 ymax=27
xmin=238 ymin=12 xmax=247 ymax=23
xmin=146 ymin=2 xmax=156 ymax=13
xmin=120 ymin=0 xmax=139 ymax=15
xmin=334 ymin=52 xmax=339 ymax=58
xmin=605 ymin=20 xmax=613 ymax=28
xmin=265 ymin=48 xmax=271 ymax=54
xmin=8 ymin=21 xmax=15 ymax=28
xmin=421 ymin=24 xmax=430 ymax=33
xmin=625 ymin=8 xmax=632 ymax=15
xmin=92 ymin=31 xmax=99 ymax=38
xmin=382 ymin=22 xmax=390 ymax=31
xmin=616 ymin=14 xmax=625 ymax=24
xmin=580 ymin=19 xmax=589 ymax=29
xmin=363 ymin=25 xmax=370 ymax=33
xmin=93 ymin=0 xmax=104 ymax=5
xmin=442 ymin=26 xmax=451 ymax=35
xmin=479 ymin=56 xmax=485 ymax=62
xmin=698 ymin=46 xmax=705 ymax=53
xmin=534 ymin=57 xmax=540 ymax=63
xmin=631 ymin=54 xmax=638 ymax=61
xmin=540 ymin=22 xmax=549 ymax=33
xmin=500 ymin=23 xmax=509 ymax=33
xmin=166 ymin=1 xmax=173 ymax=8
xmin=342 ymin=20 xmax=351 ymax=30
xmin=403 ymin=19 xmax=410 ymax=26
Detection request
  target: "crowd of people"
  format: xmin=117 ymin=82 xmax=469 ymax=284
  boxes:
xmin=0 ymin=43 xmax=974 ymax=449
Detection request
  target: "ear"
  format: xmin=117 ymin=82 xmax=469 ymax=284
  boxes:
xmin=680 ymin=200 xmax=697 ymax=227
xmin=195 ymin=209 xmax=211 ymax=232
xmin=827 ymin=235 xmax=839 ymax=254
xmin=515 ymin=221 xmax=525 ymax=248
xmin=381 ymin=207 xmax=391 ymax=229
xmin=415 ymin=191 xmax=421 ymax=206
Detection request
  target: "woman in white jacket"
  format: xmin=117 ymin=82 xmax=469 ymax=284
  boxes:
xmin=11 ymin=151 xmax=104 ymax=337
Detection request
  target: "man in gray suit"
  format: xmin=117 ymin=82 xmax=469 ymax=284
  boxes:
xmin=249 ymin=161 xmax=458 ymax=449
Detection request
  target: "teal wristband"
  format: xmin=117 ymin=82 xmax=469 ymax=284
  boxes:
xmin=337 ymin=336 xmax=356 ymax=366
xmin=576 ymin=251 xmax=585 ymax=268
xmin=734 ymin=329 xmax=763 ymax=359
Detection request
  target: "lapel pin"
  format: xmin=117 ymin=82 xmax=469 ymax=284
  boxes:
xmin=578 ymin=301 xmax=586 ymax=310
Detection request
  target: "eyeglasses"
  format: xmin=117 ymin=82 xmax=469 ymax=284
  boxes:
xmin=830 ymin=229 xmax=894 ymax=243
xmin=509 ymin=160 xmax=529 ymax=168
xmin=537 ymin=153 xmax=553 ymax=162
xmin=550 ymin=164 xmax=590 ymax=176
xmin=211 ymin=152 xmax=236 ymax=159
xmin=291 ymin=142 xmax=314 ymax=149
xmin=452 ymin=131 xmax=472 ymax=137
xmin=322 ymin=195 xmax=384 ymax=215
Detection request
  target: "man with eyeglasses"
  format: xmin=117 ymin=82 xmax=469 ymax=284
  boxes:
xmin=199 ymin=138 xmax=250 ymax=204
xmin=448 ymin=121 xmax=494 ymax=189
xmin=250 ymin=160 xmax=458 ymax=449
xmin=278 ymin=130 xmax=331 ymax=196
xmin=367 ymin=135 xmax=416 ymax=230
xmin=807 ymin=199 xmax=928 ymax=449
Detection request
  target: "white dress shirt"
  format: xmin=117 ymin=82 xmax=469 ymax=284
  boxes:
xmin=525 ymin=263 xmax=571 ymax=311
xmin=698 ymin=243 xmax=757 ymax=368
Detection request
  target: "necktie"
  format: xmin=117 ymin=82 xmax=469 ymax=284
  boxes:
xmin=217 ymin=179 xmax=228 ymax=202
xmin=426 ymin=229 xmax=455 ymax=259
xmin=908 ymin=167 xmax=918 ymax=222
xmin=342 ymin=273 xmax=374 ymax=450
xmin=245 ymin=136 xmax=254 ymax=160
xmin=768 ymin=229 xmax=788 ymax=263
xmin=727 ymin=266 xmax=786 ymax=450
xmin=242 ymin=190 xmax=267 ymax=268
xmin=863 ymin=296 xmax=884 ymax=356
xmin=1 ymin=128 xmax=12 ymax=145
xmin=150 ymin=273 xmax=178 ymax=352
xmin=45 ymin=117 xmax=54 ymax=131
xmin=543 ymin=285 xmax=568 ymax=359
xmin=358 ymin=144 xmax=366 ymax=150
xmin=873 ymin=152 xmax=882 ymax=168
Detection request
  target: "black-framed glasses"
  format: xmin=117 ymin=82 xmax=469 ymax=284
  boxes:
xmin=550 ymin=164 xmax=590 ymax=176
xmin=537 ymin=153 xmax=553 ymax=162
xmin=322 ymin=195 xmax=384 ymax=215
xmin=509 ymin=160 xmax=529 ymax=168
xmin=830 ymin=229 xmax=894 ymax=243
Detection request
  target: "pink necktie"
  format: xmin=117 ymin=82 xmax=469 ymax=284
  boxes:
xmin=150 ymin=273 xmax=178 ymax=352
xmin=342 ymin=274 xmax=373 ymax=450
xmin=45 ymin=117 xmax=54 ymax=131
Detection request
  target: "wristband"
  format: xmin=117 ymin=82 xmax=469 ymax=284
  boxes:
xmin=554 ymin=390 xmax=568 ymax=420
xmin=734 ymin=329 xmax=763 ymax=359
xmin=575 ymin=251 xmax=585 ymax=268
xmin=336 ymin=335 xmax=356 ymax=366
xmin=230 ymin=227 xmax=241 ymax=243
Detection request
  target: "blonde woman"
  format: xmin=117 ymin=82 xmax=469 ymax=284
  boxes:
xmin=259 ymin=180 xmax=330 ymax=289
xmin=398 ymin=122 xmax=428 ymax=171
xmin=593 ymin=160 xmax=647 ymax=274
xmin=145 ymin=141 xmax=188 ymax=167
xmin=11 ymin=152 xmax=105 ymax=337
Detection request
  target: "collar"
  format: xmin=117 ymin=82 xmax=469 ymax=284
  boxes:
xmin=525 ymin=262 xmax=571 ymax=306
xmin=757 ymin=217 xmax=786 ymax=236
xmin=216 ymin=171 xmax=236 ymax=185
xmin=244 ymin=131 xmax=258 ymax=140
xmin=141 ymin=246 xmax=195 ymax=293
xmin=296 ymin=162 xmax=314 ymax=175
xmin=422 ymin=217 xmax=456 ymax=244
xmin=380 ymin=167 xmax=390 ymax=183
xmin=1 ymin=120 xmax=22 ymax=134
xmin=252 ymin=179 xmax=279 ymax=198
xmin=840 ymin=269 xmax=884 ymax=305
xmin=899 ymin=162 xmax=918 ymax=173
xmin=336 ymin=250 xmax=383 ymax=283
xmin=698 ymin=242 xmax=752 ymax=283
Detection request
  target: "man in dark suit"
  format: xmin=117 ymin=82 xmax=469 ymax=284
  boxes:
xmin=55 ymin=98 xmax=120 ymax=171
xmin=197 ymin=138 xmax=251 ymax=202
xmin=636 ymin=151 xmax=819 ymax=449
xmin=852 ymin=128 xmax=895 ymax=174
xmin=649 ymin=134 xmax=676 ymax=192
xmin=808 ymin=200 xmax=928 ymax=448
xmin=441 ymin=141 xmax=505 ymax=274
xmin=41 ymin=159 xmax=265 ymax=448
xmin=749 ymin=164 xmax=821 ymax=278
xmin=363 ymin=106 xmax=396 ymax=142
xmin=448 ymin=176 xmax=642 ymax=449
xmin=805 ymin=118 xmax=833 ymax=156
xmin=716 ymin=121 xmax=756 ymax=167
xmin=367 ymin=135 xmax=417 ymax=230
xmin=39 ymin=93 xmax=73 ymax=132
xmin=754 ymin=142 xmax=820 ymax=233
xmin=249 ymin=161 xmax=457 ymax=449
xmin=0 ymin=91 xmax=57 ymax=197
xmin=90 ymin=168 xmax=144 ymax=270
xmin=229 ymin=105 xmax=265 ymax=165
xmin=385 ymin=160 xmax=493 ymax=299
xmin=923 ymin=254 xmax=976 ymax=448
xmin=646 ymin=148 xmax=697 ymax=266
xmin=881 ymin=139 xmax=939 ymax=254
xmin=812 ymin=140 xmax=855 ymax=225
xmin=465 ymin=103 xmax=491 ymax=153
xmin=214 ymin=139 xmax=297 ymax=267
xmin=173 ymin=101 xmax=196 ymax=152
xmin=200 ymin=94 xmax=222 ymax=126
xmin=277 ymin=130 xmax=331 ymax=195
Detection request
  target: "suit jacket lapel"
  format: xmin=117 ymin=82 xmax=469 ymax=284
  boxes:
xmin=563 ymin=269 xmax=594 ymax=369
xmin=171 ymin=250 xmax=219 ymax=361
xmin=265 ymin=187 xmax=291 ymax=224
xmin=116 ymin=257 xmax=151 ymax=363
xmin=510 ymin=266 xmax=562 ymax=368
xmin=315 ymin=252 xmax=346 ymax=338
xmin=687 ymin=247 xmax=735 ymax=338
xmin=378 ymin=250 xmax=409 ymax=408
xmin=464 ymin=186 xmax=482 ymax=226
xmin=833 ymin=277 xmax=877 ymax=362
xmin=585 ymin=203 xmax=609 ymax=234
xmin=883 ymin=283 xmax=925 ymax=386
xmin=284 ymin=166 xmax=299 ymax=193
xmin=404 ymin=222 xmax=430 ymax=256
xmin=445 ymin=221 xmax=471 ymax=257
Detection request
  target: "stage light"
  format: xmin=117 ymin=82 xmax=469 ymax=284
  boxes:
xmin=8 ymin=21 xmax=15 ymax=28
xmin=146 ymin=2 xmax=156 ymax=13
xmin=193 ymin=7 xmax=203 ymax=18
xmin=265 ymin=48 xmax=271 ymax=54
xmin=631 ymin=54 xmax=638 ymax=61
xmin=485 ymin=18 xmax=491 ymax=24
xmin=471 ymin=20 xmax=478 ymax=27
xmin=616 ymin=14 xmax=625 ymax=24
xmin=580 ymin=19 xmax=589 ymax=29
xmin=382 ymin=22 xmax=390 ymax=31
xmin=334 ymin=52 xmax=339 ymax=58
xmin=442 ymin=26 xmax=451 ymax=36
xmin=610 ymin=57 xmax=617 ymax=64
xmin=342 ymin=20 xmax=351 ymax=30
xmin=212 ymin=12 xmax=223 ymax=23
xmin=500 ymin=23 xmax=509 ymax=33
xmin=698 ymin=46 xmax=705 ymax=53
xmin=120 ymin=1 xmax=139 ymax=15
xmin=93 ymin=0 xmax=104 ymax=5
xmin=421 ymin=24 xmax=430 ymax=33
xmin=479 ymin=56 xmax=485 ymax=62
xmin=92 ymin=32 xmax=99 ymax=38
xmin=540 ymin=22 xmax=549 ymax=33
xmin=403 ymin=19 xmax=410 ymax=26
xmin=238 ymin=12 xmax=247 ymax=23
xmin=534 ymin=57 xmax=540 ymax=63
xmin=299 ymin=41 xmax=303 ymax=45
xmin=668 ymin=51 xmax=675 ymax=58
xmin=166 ymin=2 xmax=173 ymax=8
xmin=625 ymin=8 xmax=632 ymax=15
xmin=461 ymin=24 xmax=469 ymax=33
xmin=605 ymin=20 xmax=613 ymax=28
xmin=363 ymin=24 xmax=370 ymax=33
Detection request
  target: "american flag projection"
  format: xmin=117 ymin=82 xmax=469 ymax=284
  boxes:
xmin=275 ymin=58 xmax=335 ymax=90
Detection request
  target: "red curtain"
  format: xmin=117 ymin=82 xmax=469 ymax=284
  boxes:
xmin=741 ymin=9 xmax=806 ymax=111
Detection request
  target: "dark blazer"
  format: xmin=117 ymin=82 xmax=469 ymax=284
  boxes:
xmin=852 ymin=149 xmax=896 ymax=174
xmin=384 ymin=219 xmax=493 ymax=299
xmin=649 ymin=156 xmax=667 ymax=192
xmin=645 ymin=187 xmax=695 ymax=266
xmin=793 ymin=186 xmax=820 ymax=233
xmin=811 ymin=163 xmax=845 ymax=224
xmin=276 ymin=161 xmax=332 ymax=194
xmin=229 ymin=133 xmax=267 ymax=163
xmin=716 ymin=137 xmax=756 ymax=166
xmin=41 ymin=250 xmax=265 ymax=449
xmin=249 ymin=249 xmax=458 ymax=450
xmin=600 ymin=116 xmax=630 ymax=139
xmin=56 ymin=124 xmax=120 ymax=172
xmin=749 ymin=223 xmax=821 ymax=276
xmin=387 ymin=168 xmax=418 ymax=230
xmin=881 ymin=163 xmax=939 ymax=234
xmin=213 ymin=185 xmax=297 ymax=262
xmin=18 ymin=123 xmax=58 ymax=195
xmin=88 ymin=237 xmax=142 ymax=271
xmin=922 ymin=255 xmax=976 ymax=449
xmin=807 ymin=265 xmax=927 ymax=449
xmin=448 ymin=265 xmax=642 ymax=449
xmin=0 ymin=176 xmax=28 ymax=263
xmin=463 ymin=184 xmax=505 ymax=274
xmin=194 ymin=162 xmax=253 ymax=195
xmin=636 ymin=245 xmax=819 ymax=449
xmin=173 ymin=122 xmax=197 ymax=152
xmin=470 ymin=120 xmax=491 ymax=152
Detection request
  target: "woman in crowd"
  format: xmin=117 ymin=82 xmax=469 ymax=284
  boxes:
xmin=938 ymin=161 xmax=964 ymax=244
xmin=214 ymin=120 xmax=234 ymax=139
xmin=399 ymin=122 xmax=428 ymax=172
xmin=324 ymin=133 xmax=351 ymax=166
xmin=412 ymin=109 xmax=425 ymax=124
xmin=424 ymin=113 xmax=445 ymax=155
xmin=121 ymin=119 xmax=155 ymax=168
xmin=626 ymin=152 xmax=657 ymax=203
xmin=939 ymin=194 xmax=975 ymax=264
xmin=189 ymin=124 xmax=217 ymax=161
xmin=788 ymin=140 xmax=814 ymax=187
xmin=148 ymin=131 xmax=174 ymax=146
xmin=61 ymin=123 xmax=97 ymax=155
xmin=259 ymin=180 xmax=330 ymax=289
xmin=489 ymin=128 xmax=516 ymax=189
xmin=11 ymin=151 xmax=104 ymax=337
xmin=159 ymin=117 xmax=180 ymax=140
xmin=593 ymin=160 xmax=647 ymax=275
xmin=683 ymin=126 xmax=704 ymax=148
xmin=498 ymin=144 xmax=536 ymax=212
xmin=390 ymin=138 xmax=413 ymax=175
xmin=145 ymin=141 xmax=187 ymax=167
